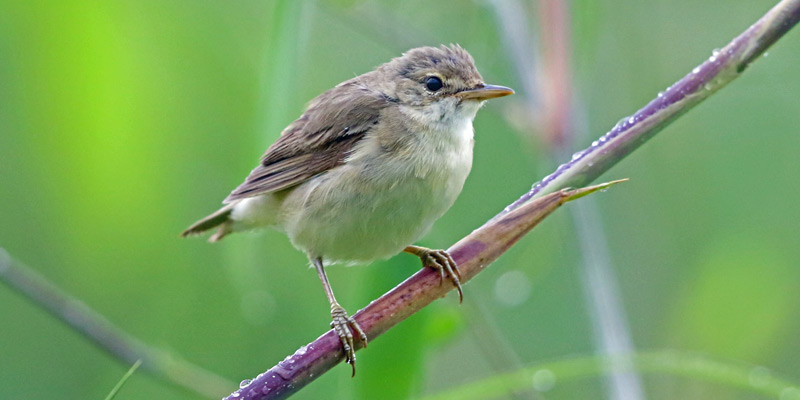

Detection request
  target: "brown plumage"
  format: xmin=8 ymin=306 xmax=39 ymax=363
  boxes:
xmin=223 ymin=44 xmax=481 ymax=204
xmin=182 ymin=44 xmax=484 ymax=240
xmin=223 ymin=83 xmax=386 ymax=203
xmin=180 ymin=45 xmax=513 ymax=374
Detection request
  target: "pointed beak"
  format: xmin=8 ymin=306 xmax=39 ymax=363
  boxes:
xmin=455 ymin=84 xmax=515 ymax=101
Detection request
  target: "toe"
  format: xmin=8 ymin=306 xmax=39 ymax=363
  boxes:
xmin=348 ymin=317 xmax=368 ymax=346
xmin=419 ymin=249 xmax=464 ymax=302
xmin=443 ymin=252 xmax=461 ymax=280
xmin=330 ymin=305 xmax=369 ymax=376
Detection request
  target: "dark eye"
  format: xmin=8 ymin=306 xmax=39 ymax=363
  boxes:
xmin=425 ymin=76 xmax=443 ymax=92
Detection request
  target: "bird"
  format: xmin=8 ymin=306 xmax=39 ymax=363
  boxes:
xmin=181 ymin=44 xmax=513 ymax=375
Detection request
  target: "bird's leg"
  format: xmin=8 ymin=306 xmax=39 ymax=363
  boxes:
xmin=403 ymin=245 xmax=463 ymax=303
xmin=311 ymin=256 xmax=367 ymax=376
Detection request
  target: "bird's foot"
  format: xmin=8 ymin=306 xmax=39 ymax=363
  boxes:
xmin=330 ymin=303 xmax=368 ymax=377
xmin=405 ymin=246 xmax=463 ymax=303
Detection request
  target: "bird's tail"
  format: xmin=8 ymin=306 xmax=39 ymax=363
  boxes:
xmin=180 ymin=204 xmax=235 ymax=242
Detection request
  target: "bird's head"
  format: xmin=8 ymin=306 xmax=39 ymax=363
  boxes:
xmin=373 ymin=44 xmax=514 ymax=130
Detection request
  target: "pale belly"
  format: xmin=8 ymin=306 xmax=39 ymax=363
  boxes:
xmin=280 ymin=149 xmax=472 ymax=264
xmin=230 ymin=105 xmax=478 ymax=264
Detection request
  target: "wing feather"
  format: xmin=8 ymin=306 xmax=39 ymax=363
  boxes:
xmin=223 ymin=78 xmax=387 ymax=203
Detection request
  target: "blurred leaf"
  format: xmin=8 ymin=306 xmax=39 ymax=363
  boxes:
xmin=668 ymin=236 xmax=795 ymax=360
xmin=418 ymin=351 xmax=800 ymax=400
xmin=422 ymin=306 xmax=466 ymax=347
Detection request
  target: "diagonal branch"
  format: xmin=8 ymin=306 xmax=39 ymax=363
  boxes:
xmin=230 ymin=0 xmax=800 ymax=398
xmin=229 ymin=181 xmax=625 ymax=400
xmin=0 ymin=249 xmax=234 ymax=399
xmin=500 ymin=0 xmax=800 ymax=214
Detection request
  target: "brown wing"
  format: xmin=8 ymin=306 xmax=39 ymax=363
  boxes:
xmin=223 ymin=77 xmax=389 ymax=203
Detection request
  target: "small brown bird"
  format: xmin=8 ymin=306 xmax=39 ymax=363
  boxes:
xmin=182 ymin=45 xmax=513 ymax=374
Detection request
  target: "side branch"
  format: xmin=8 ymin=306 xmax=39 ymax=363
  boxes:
xmin=0 ymin=249 xmax=234 ymax=399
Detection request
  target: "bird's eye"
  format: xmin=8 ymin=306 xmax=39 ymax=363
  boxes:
xmin=425 ymin=76 xmax=443 ymax=92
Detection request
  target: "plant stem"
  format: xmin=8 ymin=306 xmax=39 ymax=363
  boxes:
xmin=0 ymin=249 xmax=234 ymax=399
xmin=230 ymin=0 xmax=800 ymax=398
xmin=228 ymin=182 xmax=624 ymax=400
xmin=498 ymin=0 xmax=800 ymax=216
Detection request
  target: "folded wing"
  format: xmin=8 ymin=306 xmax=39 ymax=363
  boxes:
xmin=224 ymin=78 xmax=388 ymax=203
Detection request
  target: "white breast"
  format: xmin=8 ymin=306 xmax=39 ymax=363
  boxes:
xmin=280 ymin=107 xmax=476 ymax=264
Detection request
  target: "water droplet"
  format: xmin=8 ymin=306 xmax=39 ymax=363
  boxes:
xmin=709 ymin=49 xmax=721 ymax=62
xmin=692 ymin=66 xmax=701 ymax=74
xmin=571 ymin=151 xmax=583 ymax=161
xmin=296 ymin=345 xmax=308 ymax=356
xmin=627 ymin=116 xmax=635 ymax=124
xmin=613 ymin=117 xmax=628 ymax=131
xmin=532 ymin=369 xmax=556 ymax=392
xmin=657 ymin=91 xmax=664 ymax=98
xmin=591 ymin=140 xmax=599 ymax=147
xmin=239 ymin=379 xmax=252 ymax=389
xmin=274 ymin=365 xmax=293 ymax=380
xmin=231 ymin=393 xmax=240 ymax=398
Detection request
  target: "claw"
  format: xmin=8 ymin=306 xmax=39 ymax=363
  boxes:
xmin=407 ymin=247 xmax=464 ymax=303
xmin=330 ymin=303 xmax=368 ymax=376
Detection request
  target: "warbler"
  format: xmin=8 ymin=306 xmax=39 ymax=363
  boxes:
xmin=182 ymin=44 xmax=513 ymax=374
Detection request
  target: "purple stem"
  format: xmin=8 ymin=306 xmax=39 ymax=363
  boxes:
xmin=229 ymin=0 xmax=800 ymax=398
xmin=498 ymin=0 xmax=800 ymax=217
xmin=227 ymin=183 xmax=620 ymax=400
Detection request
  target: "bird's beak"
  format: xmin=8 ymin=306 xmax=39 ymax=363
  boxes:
xmin=455 ymin=84 xmax=514 ymax=101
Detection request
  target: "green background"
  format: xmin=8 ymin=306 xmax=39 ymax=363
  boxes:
xmin=1 ymin=1 xmax=799 ymax=399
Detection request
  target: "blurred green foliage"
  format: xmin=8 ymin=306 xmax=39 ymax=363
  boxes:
xmin=1 ymin=0 xmax=799 ymax=399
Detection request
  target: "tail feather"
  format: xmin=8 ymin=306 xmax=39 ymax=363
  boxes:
xmin=180 ymin=204 xmax=235 ymax=242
